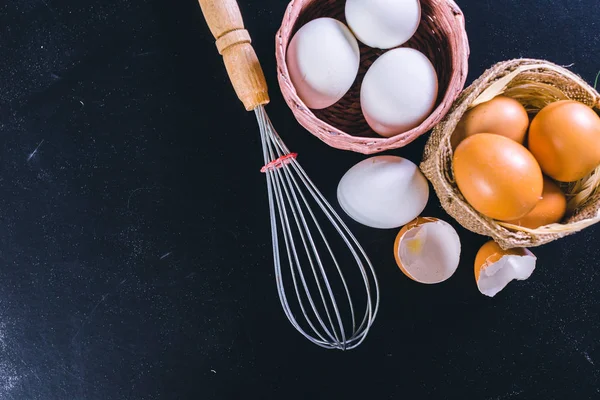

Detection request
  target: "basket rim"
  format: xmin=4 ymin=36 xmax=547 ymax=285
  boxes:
xmin=274 ymin=0 xmax=471 ymax=155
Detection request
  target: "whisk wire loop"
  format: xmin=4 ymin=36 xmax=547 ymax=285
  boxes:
xmin=259 ymin=112 xmax=339 ymax=345
xmin=255 ymin=106 xmax=379 ymax=350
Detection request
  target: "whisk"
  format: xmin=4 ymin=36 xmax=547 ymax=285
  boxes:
xmin=197 ymin=0 xmax=380 ymax=350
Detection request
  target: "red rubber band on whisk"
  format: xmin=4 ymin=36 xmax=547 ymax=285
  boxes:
xmin=260 ymin=153 xmax=298 ymax=173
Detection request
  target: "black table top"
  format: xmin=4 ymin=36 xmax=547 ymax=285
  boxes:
xmin=1 ymin=0 xmax=599 ymax=399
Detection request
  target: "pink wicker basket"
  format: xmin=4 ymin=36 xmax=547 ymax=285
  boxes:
xmin=275 ymin=0 xmax=470 ymax=154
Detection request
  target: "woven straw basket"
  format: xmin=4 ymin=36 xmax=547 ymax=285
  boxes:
xmin=275 ymin=0 xmax=470 ymax=154
xmin=420 ymin=58 xmax=600 ymax=249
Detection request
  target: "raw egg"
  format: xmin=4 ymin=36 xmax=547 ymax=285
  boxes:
xmin=393 ymin=217 xmax=461 ymax=284
xmin=528 ymin=100 xmax=600 ymax=182
xmin=452 ymin=95 xmax=529 ymax=148
xmin=474 ymin=240 xmax=536 ymax=297
xmin=360 ymin=48 xmax=438 ymax=137
xmin=286 ymin=17 xmax=360 ymax=109
xmin=504 ymin=177 xmax=567 ymax=229
xmin=453 ymin=133 xmax=544 ymax=221
xmin=337 ymin=155 xmax=429 ymax=229
xmin=345 ymin=0 xmax=421 ymax=49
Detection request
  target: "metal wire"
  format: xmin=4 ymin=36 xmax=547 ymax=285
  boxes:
xmin=254 ymin=106 xmax=380 ymax=350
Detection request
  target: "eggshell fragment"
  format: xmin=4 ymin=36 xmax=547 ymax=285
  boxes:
xmin=360 ymin=48 xmax=438 ymax=137
xmin=393 ymin=217 xmax=461 ymax=284
xmin=337 ymin=156 xmax=429 ymax=229
xmin=345 ymin=0 xmax=421 ymax=49
xmin=474 ymin=241 xmax=536 ymax=297
xmin=286 ymin=18 xmax=360 ymax=109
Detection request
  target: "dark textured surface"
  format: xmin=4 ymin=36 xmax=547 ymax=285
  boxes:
xmin=0 ymin=0 xmax=599 ymax=399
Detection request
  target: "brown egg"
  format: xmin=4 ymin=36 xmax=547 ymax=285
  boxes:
xmin=451 ymin=95 xmax=530 ymax=148
xmin=528 ymin=100 xmax=600 ymax=182
xmin=504 ymin=177 xmax=567 ymax=228
xmin=453 ymin=133 xmax=544 ymax=221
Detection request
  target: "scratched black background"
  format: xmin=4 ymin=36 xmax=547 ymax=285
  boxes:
xmin=0 ymin=0 xmax=599 ymax=399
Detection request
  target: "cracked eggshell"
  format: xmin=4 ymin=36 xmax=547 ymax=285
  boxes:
xmin=337 ymin=155 xmax=429 ymax=229
xmin=474 ymin=241 xmax=537 ymax=297
xmin=393 ymin=217 xmax=461 ymax=284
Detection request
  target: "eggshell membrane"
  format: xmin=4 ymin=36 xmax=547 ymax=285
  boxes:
xmin=453 ymin=133 xmax=544 ymax=221
xmin=474 ymin=241 xmax=536 ymax=297
xmin=504 ymin=177 xmax=567 ymax=229
xmin=451 ymin=95 xmax=530 ymax=149
xmin=528 ymin=100 xmax=600 ymax=182
xmin=394 ymin=217 xmax=461 ymax=284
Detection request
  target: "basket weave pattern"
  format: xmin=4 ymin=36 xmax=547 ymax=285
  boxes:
xmin=420 ymin=58 xmax=600 ymax=249
xmin=275 ymin=0 xmax=470 ymax=154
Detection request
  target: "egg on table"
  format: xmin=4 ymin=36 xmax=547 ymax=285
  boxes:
xmin=337 ymin=155 xmax=429 ymax=229
xmin=528 ymin=100 xmax=600 ymax=182
xmin=453 ymin=133 xmax=544 ymax=221
xmin=345 ymin=0 xmax=421 ymax=49
xmin=286 ymin=17 xmax=360 ymax=110
xmin=360 ymin=48 xmax=438 ymax=137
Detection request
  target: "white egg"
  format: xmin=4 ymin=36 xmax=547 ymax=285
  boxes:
xmin=345 ymin=0 xmax=421 ymax=49
xmin=360 ymin=48 xmax=438 ymax=137
xmin=286 ymin=17 xmax=360 ymax=110
xmin=337 ymin=155 xmax=429 ymax=229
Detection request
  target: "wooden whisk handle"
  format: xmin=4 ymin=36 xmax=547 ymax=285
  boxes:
xmin=197 ymin=0 xmax=270 ymax=111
